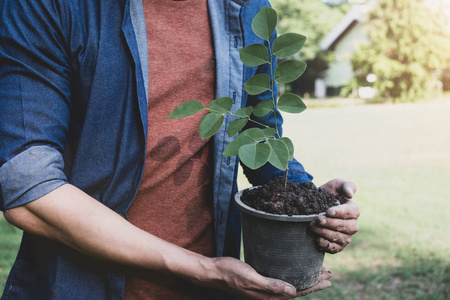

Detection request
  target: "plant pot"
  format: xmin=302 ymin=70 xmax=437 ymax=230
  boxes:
xmin=235 ymin=189 xmax=325 ymax=290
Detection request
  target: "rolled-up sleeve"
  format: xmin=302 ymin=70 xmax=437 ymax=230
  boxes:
xmin=0 ymin=0 xmax=71 ymax=210
xmin=0 ymin=146 xmax=67 ymax=211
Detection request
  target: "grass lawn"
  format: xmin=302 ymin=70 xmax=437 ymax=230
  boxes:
xmin=239 ymin=97 xmax=450 ymax=299
xmin=1 ymin=98 xmax=450 ymax=298
xmin=0 ymin=215 xmax=21 ymax=293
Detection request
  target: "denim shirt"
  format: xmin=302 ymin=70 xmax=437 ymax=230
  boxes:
xmin=0 ymin=0 xmax=312 ymax=298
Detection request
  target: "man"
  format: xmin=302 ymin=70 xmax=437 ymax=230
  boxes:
xmin=0 ymin=0 xmax=360 ymax=299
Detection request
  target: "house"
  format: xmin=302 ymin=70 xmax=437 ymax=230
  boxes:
xmin=315 ymin=4 xmax=371 ymax=98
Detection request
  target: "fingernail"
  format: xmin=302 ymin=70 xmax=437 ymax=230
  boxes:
xmin=284 ymin=285 xmax=296 ymax=296
xmin=328 ymin=210 xmax=336 ymax=217
xmin=319 ymin=217 xmax=326 ymax=225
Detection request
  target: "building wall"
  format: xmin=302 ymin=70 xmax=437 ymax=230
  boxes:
xmin=324 ymin=22 xmax=369 ymax=89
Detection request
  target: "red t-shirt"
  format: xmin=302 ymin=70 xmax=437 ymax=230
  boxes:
xmin=124 ymin=1 xmax=216 ymax=299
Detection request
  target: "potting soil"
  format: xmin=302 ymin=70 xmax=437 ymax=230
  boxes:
xmin=241 ymin=177 xmax=338 ymax=216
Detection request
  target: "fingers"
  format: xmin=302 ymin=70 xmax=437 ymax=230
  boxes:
xmin=320 ymin=266 xmax=333 ymax=281
xmin=296 ymin=279 xmax=332 ymax=297
xmin=263 ymin=279 xmax=297 ymax=297
xmin=212 ymin=257 xmax=300 ymax=299
xmin=245 ymin=269 xmax=299 ymax=297
xmin=295 ymin=267 xmax=332 ymax=297
xmin=312 ymin=215 xmax=359 ymax=235
xmin=315 ymin=228 xmax=351 ymax=253
xmin=310 ymin=216 xmax=356 ymax=253
xmin=238 ymin=277 xmax=298 ymax=299
xmin=259 ymin=267 xmax=332 ymax=299
xmin=320 ymin=178 xmax=357 ymax=199
xmin=341 ymin=181 xmax=357 ymax=198
xmin=327 ymin=199 xmax=360 ymax=220
xmin=316 ymin=237 xmax=347 ymax=254
xmin=212 ymin=257 xmax=333 ymax=299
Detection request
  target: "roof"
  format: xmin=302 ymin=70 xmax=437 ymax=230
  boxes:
xmin=320 ymin=4 xmax=370 ymax=51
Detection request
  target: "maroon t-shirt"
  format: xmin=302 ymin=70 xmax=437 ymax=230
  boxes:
xmin=124 ymin=1 xmax=216 ymax=299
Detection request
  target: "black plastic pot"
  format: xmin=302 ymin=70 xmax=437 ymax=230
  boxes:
xmin=235 ymin=189 xmax=325 ymax=290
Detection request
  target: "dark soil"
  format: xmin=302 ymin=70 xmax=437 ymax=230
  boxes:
xmin=241 ymin=177 xmax=339 ymax=216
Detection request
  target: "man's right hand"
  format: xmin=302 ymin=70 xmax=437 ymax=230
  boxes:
xmin=198 ymin=257 xmax=332 ymax=299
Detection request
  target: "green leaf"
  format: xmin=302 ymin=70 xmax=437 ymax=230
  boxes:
xmin=251 ymin=6 xmax=278 ymax=41
xmin=239 ymin=44 xmax=269 ymax=67
xmin=262 ymin=128 xmax=276 ymax=138
xmin=244 ymin=74 xmax=270 ymax=95
xmin=280 ymin=137 xmax=294 ymax=161
xmin=227 ymin=118 xmax=248 ymax=137
xmin=235 ymin=107 xmax=253 ymax=118
xmin=241 ymin=127 xmax=267 ymax=141
xmin=267 ymin=139 xmax=289 ymax=170
xmin=273 ymin=33 xmax=307 ymax=58
xmin=199 ymin=113 xmax=224 ymax=139
xmin=253 ymin=100 xmax=273 ymax=117
xmin=274 ymin=60 xmax=307 ymax=84
xmin=209 ymin=97 xmax=233 ymax=114
xmin=277 ymin=93 xmax=307 ymax=113
xmin=167 ymin=101 xmax=206 ymax=119
xmin=239 ymin=143 xmax=271 ymax=170
xmin=223 ymin=128 xmax=267 ymax=157
xmin=223 ymin=133 xmax=255 ymax=156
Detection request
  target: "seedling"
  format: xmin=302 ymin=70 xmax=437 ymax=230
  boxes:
xmin=168 ymin=6 xmax=307 ymax=185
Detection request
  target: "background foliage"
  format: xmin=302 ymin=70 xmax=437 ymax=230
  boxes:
xmin=271 ymin=0 xmax=349 ymax=96
xmin=350 ymin=0 xmax=450 ymax=102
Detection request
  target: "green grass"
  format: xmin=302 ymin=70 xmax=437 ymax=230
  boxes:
xmin=1 ymin=98 xmax=450 ymax=298
xmin=0 ymin=215 xmax=21 ymax=293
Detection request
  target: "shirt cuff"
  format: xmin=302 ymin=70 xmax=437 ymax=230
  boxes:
xmin=286 ymin=158 xmax=314 ymax=183
xmin=0 ymin=145 xmax=68 ymax=211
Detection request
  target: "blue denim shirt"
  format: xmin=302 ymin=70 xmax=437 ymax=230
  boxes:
xmin=0 ymin=0 xmax=312 ymax=298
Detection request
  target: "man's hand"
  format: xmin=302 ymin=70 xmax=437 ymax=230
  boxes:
xmin=203 ymin=257 xmax=332 ymax=299
xmin=310 ymin=179 xmax=360 ymax=254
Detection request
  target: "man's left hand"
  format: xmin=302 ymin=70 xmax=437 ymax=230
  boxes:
xmin=309 ymin=179 xmax=360 ymax=254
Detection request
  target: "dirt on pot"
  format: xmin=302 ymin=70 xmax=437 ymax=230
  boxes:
xmin=241 ymin=177 xmax=338 ymax=216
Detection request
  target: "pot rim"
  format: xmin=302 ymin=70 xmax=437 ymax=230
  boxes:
xmin=234 ymin=189 xmax=325 ymax=222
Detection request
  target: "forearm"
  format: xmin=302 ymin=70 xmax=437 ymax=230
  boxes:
xmin=3 ymin=184 xmax=216 ymax=283
xmin=3 ymin=184 xmax=329 ymax=298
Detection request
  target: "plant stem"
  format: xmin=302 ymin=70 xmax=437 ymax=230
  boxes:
xmin=268 ymin=40 xmax=280 ymax=139
xmin=247 ymin=118 xmax=270 ymax=129
xmin=284 ymin=167 xmax=289 ymax=189
xmin=226 ymin=113 xmax=271 ymax=130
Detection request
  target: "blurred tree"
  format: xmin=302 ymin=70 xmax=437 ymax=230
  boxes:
xmin=442 ymin=69 xmax=450 ymax=91
xmin=271 ymin=0 xmax=350 ymax=96
xmin=350 ymin=0 xmax=450 ymax=102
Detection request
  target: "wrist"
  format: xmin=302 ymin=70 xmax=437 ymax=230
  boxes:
xmin=189 ymin=256 xmax=222 ymax=287
xmin=160 ymin=248 xmax=221 ymax=288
